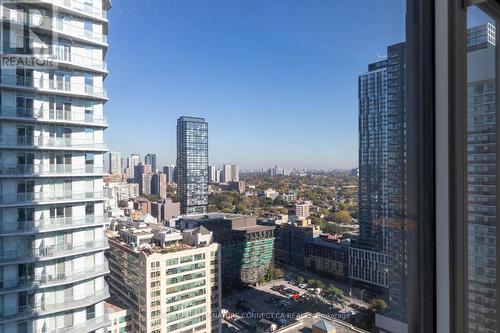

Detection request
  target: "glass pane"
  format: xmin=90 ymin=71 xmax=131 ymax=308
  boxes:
xmin=467 ymin=6 xmax=497 ymax=333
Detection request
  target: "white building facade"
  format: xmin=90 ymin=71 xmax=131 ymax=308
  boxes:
xmin=0 ymin=1 xmax=111 ymax=332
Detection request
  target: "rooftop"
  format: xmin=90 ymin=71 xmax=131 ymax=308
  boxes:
xmin=104 ymin=297 xmax=129 ymax=315
xmin=276 ymin=313 xmax=368 ymax=333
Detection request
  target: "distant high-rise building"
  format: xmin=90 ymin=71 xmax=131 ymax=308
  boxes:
xmin=134 ymin=163 xmax=152 ymax=194
xmin=177 ymin=116 xmax=209 ymax=214
xmin=209 ymin=165 xmax=218 ymax=183
xmin=222 ymin=163 xmax=239 ymax=182
xmin=126 ymin=154 xmax=141 ymax=179
xmin=152 ymin=172 xmax=167 ymax=199
xmin=163 ymin=164 xmax=177 ymax=183
xmin=0 ymin=0 xmax=112 ymax=331
xmin=145 ymin=153 xmax=157 ymax=172
xmin=108 ymin=151 xmax=122 ymax=174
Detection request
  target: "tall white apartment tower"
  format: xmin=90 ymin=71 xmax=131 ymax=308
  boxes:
xmin=0 ymin=1 xmax=111 ymax=332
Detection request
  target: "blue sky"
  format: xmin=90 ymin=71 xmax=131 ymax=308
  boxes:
xmin=105 ymin=0 xmax=405 ymax=169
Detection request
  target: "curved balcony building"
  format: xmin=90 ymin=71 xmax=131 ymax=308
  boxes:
xmin=0 ymin=1 xmax=111 ymax=332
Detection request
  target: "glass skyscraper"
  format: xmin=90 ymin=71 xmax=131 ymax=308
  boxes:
xmin=466 ymin=22 xmax=497 ymax=333
xmin=351 ymin=42 xmax=408 ymax=332
xmin=176 ymin=116 xmax=208 ymax=215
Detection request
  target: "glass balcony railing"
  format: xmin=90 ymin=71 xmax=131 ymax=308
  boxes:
xmin=0 ymin=263 xmax=109 ymax=291
xmin=0 ymin=289 xmax=109 ymax=321
xmin=0 ymin=190 xmax=105 ymax=205
xmin=0 ymin=135 xmax=107 ymax=150
xmin=3 ymin=14 xmax=107 ymax=44
xmin=0 ymin=164 xmax=105 ymax=176
xmin=36 ymin=315 xmax=110 ymax=333
xmin=0 ymin=74 xmax=107 ymax=99
xmin=0 ymin=239 xmax=109 ymax=262
xmin=0 ymin=106 xmax=108 ymax=126
xmin=39 ymin=0 xmax=108 ymax=20
xmin=0 ymin=215 xmax=108 ymax=235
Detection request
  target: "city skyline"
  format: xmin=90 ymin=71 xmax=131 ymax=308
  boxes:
xmin=104 ymin=0 xmax=406 ymax=169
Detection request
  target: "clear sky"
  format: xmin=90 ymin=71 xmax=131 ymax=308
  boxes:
xmin=105 ymin=0 xmax=405 ymax=170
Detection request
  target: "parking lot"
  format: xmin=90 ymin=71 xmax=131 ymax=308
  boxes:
xmin=221 ymin=278 xmax=361 ymax=332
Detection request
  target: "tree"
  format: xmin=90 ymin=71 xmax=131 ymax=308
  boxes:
xmin=321 ymin=222 xmax=343 ymax=234
xmin=297 ymin=276 xmax=305 ymax=284
xmin=323 ymin=284 xmax=345 ymax=302
xmin=370 ymin=299 xmax=388 ymax=312
xmin=333 ymin=210 xmax=353 ymax=224
xmin=307 ymin=279 xmax=324 ymax=290
xmin=272 ymin=268 xmax=284 ymax=279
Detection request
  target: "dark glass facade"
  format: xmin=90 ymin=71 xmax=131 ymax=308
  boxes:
xmin=177 ymin=116 xmax=209 ymax=214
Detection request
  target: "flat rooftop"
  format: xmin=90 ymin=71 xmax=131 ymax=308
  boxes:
xmin=104 ymin=297 xmax=129 ymax=315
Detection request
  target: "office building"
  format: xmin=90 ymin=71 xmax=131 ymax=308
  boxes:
xmin=145 ymin=153 xmax=157 ymax=172
xmin=177 ymin=117 xmax=208 ymax=214
xmin=179 ymin=213 xmax=275 ymax=292
xmin=0 ymin=1 xmax=111 ymax=332
xmin=227 ymin=180 xmax=245 ymax=194
xmin=106 ymin=219 xmax=222 ymax=333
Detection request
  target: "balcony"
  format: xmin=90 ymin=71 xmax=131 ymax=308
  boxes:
xmin=0 ymin=215 xmax=108 ymax=236
xmin=37 ymin=315 xmax=111 ymax=333
xmin=0 ymin=106 xmax=108 ymax=127
xmin=0 ymin=135 xmax=107 ymax=151
xmin=0 ymin=239 xmax=109 ymax=263
xmin=0 ymin=164 xmax=106 ymax=177
xmin=2 ymin=13 xmax=107 ymax=45
xmin=0 ymin=74 xmax=108 ymax=100
xmin=0 ymin=190 xmax=106 ymax=208
xmin=0 ymin=263 xmax=109 ymax=294
xmin=39 ymin=0 xmax=108 ymax=21
xmin=0 ymin=289 xmax=110 ymax=324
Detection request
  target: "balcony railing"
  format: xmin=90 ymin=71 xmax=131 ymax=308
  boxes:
xmin=0 ymin=164 xmax=105 ymax=176
xmin=0 ymin=239 xmax=109 ymax=262
xmin=0 ymin=190 xmax=105 ymax=205
xmin=0 ymin=74 xmax=107 ymax=99
xmin=39 ymin=0 xmax=108 ymax=20
xmin=0 ymin=289 xmax=109 ymax=322
xmin=37 ymin=315 xmax=110 ymax=333
xmin=0 ymin=106 xmax=108 ymax=126
xmin=0 ymin=263 xmax=109 ymax=291
xmin=3 ymin=13 xmax=107 ymax=44
xmin=0 ymin=215 xmax=108 ymax=235
xmin=0 ymin=135 xmax=107 ymax=150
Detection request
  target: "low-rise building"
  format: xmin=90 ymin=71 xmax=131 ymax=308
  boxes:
xmin=275 ymin=313 xmax=368 ymax=333
xmin=179 ymin=213 xmax=275 ymax=291
xmin=106 ymin=219 xmax=222 ymax=333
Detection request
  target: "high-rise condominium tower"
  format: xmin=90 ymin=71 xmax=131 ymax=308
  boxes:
xmin=351 ymin=42 xmax=408 ymax=331
xmin=145 ymin=153 xmax=157 ymax=172
xmin=177 ymin=117 xmax=208 ymax=214
xmin=466 ymin=23 xmax=497 ymax=333
xmin=108 ymin=151 xmax=121 ymax=174
xmin=0 ymin=1 xmax=111 ymax=332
